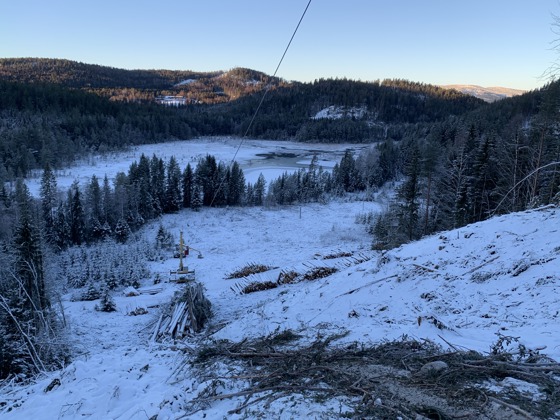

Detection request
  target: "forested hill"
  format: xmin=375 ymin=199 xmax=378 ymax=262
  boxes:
xmin=0 ymin=58 xmax=201 ymax=88
xmin=0 ymin=58 xmax=481 ymax=109
xmin=217 ymin=78 xmax=486 ymax=140
xmin=0 ymin=58 xmax=286 ymax=104
xmin=0 ymin=57 xmax=553 ymax=180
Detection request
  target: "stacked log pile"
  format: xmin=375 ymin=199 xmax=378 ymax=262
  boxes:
xmin=151 ymin=282 xmax=211 ymax=341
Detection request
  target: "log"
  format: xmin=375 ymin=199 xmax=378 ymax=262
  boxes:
xmin=462 ymin=256 xmax=499 ymax=276
xmin=151 ymin=314 xmax=163 ymax=342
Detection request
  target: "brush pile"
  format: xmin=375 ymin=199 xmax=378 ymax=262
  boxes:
xmin=181 ymin=334 xmax=560 ymax=419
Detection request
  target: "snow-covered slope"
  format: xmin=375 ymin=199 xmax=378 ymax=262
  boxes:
xmin=442 ymin=84 xmax=526 ymax=102
xmin=216 ymin=205 xmax=560 ymax=359
xmin=1 ymin=202 xmax=559 ymax=419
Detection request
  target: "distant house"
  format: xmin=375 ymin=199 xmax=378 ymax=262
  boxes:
xmin=155 ymin=95 xmax=188 ymax=106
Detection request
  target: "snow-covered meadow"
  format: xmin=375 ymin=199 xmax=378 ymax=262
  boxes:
xmin=24 ymin=137 xmax=369 ymax=196
xmin=2 ymin=138 xmax=559 ymax=419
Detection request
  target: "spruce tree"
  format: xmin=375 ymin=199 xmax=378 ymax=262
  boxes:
xmin=253 ymin=173 xmax=266 ymax=206
xmin=196 ymin=155 xmax=219 ymax=206
xmin=68 ymin=182 xmax=85 ymax=245
xmin=155 ymin=224 xmax=174 ymax=250
xmin=150 ymin=155 xmax=165 ymax=214
xmin=13 ymin=180 xmax=50 ymax=315
xmin=53 ymin=201 xmax=70 ymax=250
xmin=101 ymin=174 xmax=114 ymax=226
xmin=95 ymin=288 xmax=116 ymax=312
xmin=133 ymin=154 xmax=155 ymax=221
xmin=469 ymin=136 xmax=497 ymax=222
xmin=333 ymin=150 xmax=358 ymax=192
xmin=39 ymin=163 xmax=58 ymax=245
xmin=114 ymin=217 xmax=131 ymax=243
xmin=397 ymin=146 xmax=421 ymax=241
xmin=227 ymin=161 xmax=245 ymax=205
xmin=85 ymin=175 xmax=102 ymax=240
xmin=191 ymin=181 xmax=203 ymax=211
xmin=164 ymin=156 xmax=182 ymax=213
xmin=182 ymin=163 xmax=194 ymax=208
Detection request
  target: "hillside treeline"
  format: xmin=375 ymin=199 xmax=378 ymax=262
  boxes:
xmin=0 ymin=80 xmax=198 ymax=177
xmin=0 ymin=59 xmax=487 ymax=179
xmin=366 ymin=81 xmax=560 ymax=248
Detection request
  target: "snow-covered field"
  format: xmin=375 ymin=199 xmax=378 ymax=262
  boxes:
xmin=24 ymin=137 xmax=369 ymax=196
xmin=3 ymin=138 xmax=559 ymax=418
xmin=1 ymin=196 xmax=559 ymax=418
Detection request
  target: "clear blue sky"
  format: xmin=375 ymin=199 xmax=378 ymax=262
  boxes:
xmin=1 ymin=0 xmax=558 ymax=90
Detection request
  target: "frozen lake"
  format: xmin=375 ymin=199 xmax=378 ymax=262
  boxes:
xmin=25 ymin=137 xmax=370 ymax=195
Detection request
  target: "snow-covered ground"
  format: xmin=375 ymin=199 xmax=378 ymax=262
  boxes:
xmin=312 ymin=105 xmax=368 ymax=120
xmin=1 ymin=195 xmax=559 ymax=418
xmin=23 ymin=137 xmax=369 ymax=196
xmin=3 ymin=138 xmax=559 ymax=418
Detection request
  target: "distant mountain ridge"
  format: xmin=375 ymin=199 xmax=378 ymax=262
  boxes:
xmin=442 ymin=84 xmax=526 ymax=102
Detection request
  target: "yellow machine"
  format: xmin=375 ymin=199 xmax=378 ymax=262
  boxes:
xmin=170 ymin=231 xmax=195 ymax=282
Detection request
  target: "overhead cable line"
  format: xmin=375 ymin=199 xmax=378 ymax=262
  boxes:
xmin=210 ymin=0 xmax=312 ymax=207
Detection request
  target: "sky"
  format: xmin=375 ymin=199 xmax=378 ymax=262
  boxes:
xmin=1 ymin=0 xmax=559 ymax=91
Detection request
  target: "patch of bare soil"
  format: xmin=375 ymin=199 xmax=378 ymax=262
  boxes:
xmin=181 ymin=333 xmax=560 ymax=419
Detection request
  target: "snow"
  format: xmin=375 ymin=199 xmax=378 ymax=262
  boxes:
xmin=312 ymin=105 xmax=367 ymax=120
xmin=3 ymin=139 xmax=560 ymax=418
xmin=174 ymin=79 xmax=196 ymax=86
xmin=23 ymin=137 xmax=368 ymax=195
